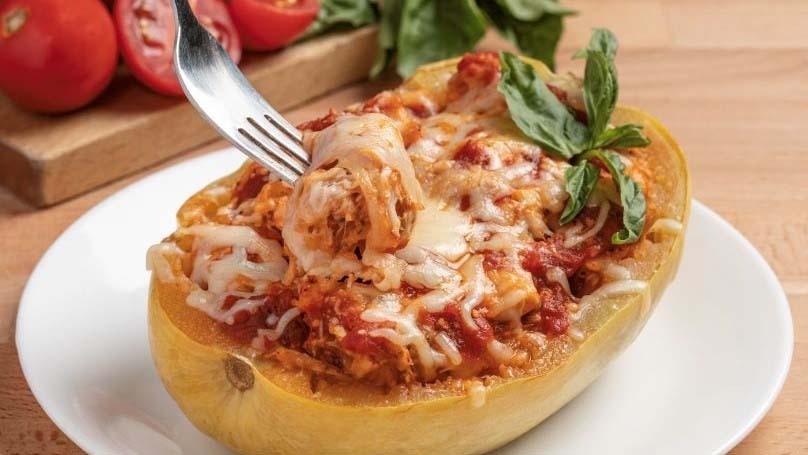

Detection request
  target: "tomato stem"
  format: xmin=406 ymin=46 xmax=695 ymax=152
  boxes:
xmin=2 ymin=7 xmax=28 ymax=38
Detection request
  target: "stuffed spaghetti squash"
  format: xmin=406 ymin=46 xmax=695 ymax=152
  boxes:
xmin=147 ymin=35 xmax=689 ymax=455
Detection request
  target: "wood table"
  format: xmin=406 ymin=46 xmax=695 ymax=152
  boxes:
xmin=1 ymin=1 xmax=806 ymax=453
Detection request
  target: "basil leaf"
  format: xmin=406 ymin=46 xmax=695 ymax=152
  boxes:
xmin=395 ymin=0 xmax=487 ymax=77
xmin=583 ymin=50 xmax=618 ymax=142
xmin=594 ymin=124 xmax=651 ymax=149
xmin=589 ymin=150 xmax=646 ymax=244
xmin=496 ymin=0 xmax=575 ymax=21
xmin=479 ymin=1 xmax=569 ymax=70
xmin=304 ymin=0 xmax=376 ymax=38
xmin=497 ymin=52 xmax=589 ymax=159
xmin=560 ymin=160 xmax=600 ymax=224
xmin=370 ymin=0 xmax=403 ymax=78
xmin=573 ymin=28 xmax=618 ymax=59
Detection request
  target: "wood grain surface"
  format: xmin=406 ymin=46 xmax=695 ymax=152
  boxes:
xmin=1 ymin=1 xmax=807 ymax=453
xmin=0 ymin=27 xmax=377 ymax=208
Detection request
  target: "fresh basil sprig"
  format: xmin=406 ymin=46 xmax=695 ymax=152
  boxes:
xmin=498 ymin=29 xmax=651 ymax=244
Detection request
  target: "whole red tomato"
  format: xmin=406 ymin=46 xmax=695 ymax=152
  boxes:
xmin=0 ymin=0 xmax=119 ymax=113
xmin=114 ymin=0 xmax=241 ymax=97
xmin=228 ymin=0 xmax=319 ymax=51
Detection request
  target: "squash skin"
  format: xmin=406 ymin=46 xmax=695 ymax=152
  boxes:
xmin=148 ymin=57 xmax=691 ymax=455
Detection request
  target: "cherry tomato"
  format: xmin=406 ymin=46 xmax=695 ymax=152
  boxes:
xmin=114 ymin=0 xmax=241 ymax=96
xmin=228 ymin=0 xmax=319 ymax=51
xmin=0 ymin=0 xmax=118 ymax=113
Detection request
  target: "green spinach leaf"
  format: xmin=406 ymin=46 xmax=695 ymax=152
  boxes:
xmin=304 ymin=0 xmax=376 ymax=37
xmin=560 ymin=160 xmax=600 ymax=224
xmin=395 ymin=0 xmax=488 ymax=77
xmin=496 ymin=0 xmax=574 ymax=21
xmin=497 ymin=51 xmax=589 ymax=159
xmin=370 ymin=0 xmax=403 ymax=78
xmin=479 ymin=0 xmax=570 ymax=70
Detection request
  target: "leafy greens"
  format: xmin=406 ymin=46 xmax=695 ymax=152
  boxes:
xmin=498 ymin=29 xmax=651 ymax=244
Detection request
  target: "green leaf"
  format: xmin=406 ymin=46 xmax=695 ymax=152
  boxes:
xmin=593 ymin=124 xmax=651 ymax=149
xmin=497 ymin=52 xmax=590 ymax=159
xmin=560 ymin=160 xmax=600 ymax=224
xmin=583 ymin=50 xmax=618 ymax=141
xmin=304 ymin=0 xmax=376 ymax=38
xmin=573 ymin=28 xmax=618 ymax=59
xmin=370 ymin=0 xmax=403 ymax=78
xmin=495 ymin=0 xmax=575 ymax=21
xmin=589 ymin=150 xmax=646 ymax=244
xmin=479 ymin=0 xmax=569 ymax=70
xmin=395 ymin=0 xmax=488 ymax=77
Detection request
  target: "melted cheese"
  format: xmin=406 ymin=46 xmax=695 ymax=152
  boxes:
xmin=182 ymin=225 xmax=287 ymax=293
xmin=546 ymin=266 xmax=572 ymax=296
xmin=361 ymin=294 xmax=446 ymax=378
xmin=406 ymin=198 xmax=471 ymax=262
xmin=465 ymin=380 xmax=487 ymax=408
xmin=458 ymin=256 xmax=491 ymax=328
xmin=283 ymin=113 xmax=424 ymax=281
xmin=146 ymin=242 xmax=184 ymax=283
xmin=563 ymin=200 xmax=611 ymax=248
xmin=187 ymin=291 xmax=264 ymax=325
xmin=260 ymin=307 xmax=302 ymax=341
xmin=650 ymin=218 xmax=683 ymax=236
xmin=572 ymin=280 xmax=649 ymax=323
xmin=152 ymin=59 xmax=651 ymax=383
xmin=178 ymin=224 xmax=287 ymax=324
xmin=435 ymin=332 xmax=462 ymax=366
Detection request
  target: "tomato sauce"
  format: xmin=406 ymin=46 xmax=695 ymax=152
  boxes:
xmin=419 ymin=303 xmax=493 ymax=361
xmin=447 ymin=52 xmax=501 ymax=104
xmin=298 ymin=109 xmax=339 ymax=132
xmin=218 ymin=285 xmax=304 ymax=347
xmin=232 ymin=163 xmax=269 ymax=204
xmin=454 ymin=137 xmax=491 ymax=167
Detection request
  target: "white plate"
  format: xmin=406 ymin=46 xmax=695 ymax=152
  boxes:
xmin=17 ymin=149 xmax=793 ymax=455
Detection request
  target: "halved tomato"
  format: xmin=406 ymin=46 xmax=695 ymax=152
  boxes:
xmin=114 ymin=0 xmax=241 ymax=96
xmin=228 ymin=0 xmax=319 ymax=51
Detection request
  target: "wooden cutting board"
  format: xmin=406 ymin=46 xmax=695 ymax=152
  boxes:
xmin=0 ymin=26 xmax=378 ymax=207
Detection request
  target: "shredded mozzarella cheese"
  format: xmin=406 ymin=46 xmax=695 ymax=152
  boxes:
xmin=435 ymin=332 xmax=463 ymax=366
xmin=546 ymin=266 xmax=572 ymax=296
xmin=146 ymin=242 xmax=183 ymax=283
xmin=459 ymin=256 xmax=489 ymax=328
xmin=563 ymin=200 xmax=611 ymax=248
xmin=650 ymin=218 xmax=683 ymax=236
xmin=361 ymin=295 xmax=446 ymax=377
xmin=261 ymin=307 xmax=302 ymax=341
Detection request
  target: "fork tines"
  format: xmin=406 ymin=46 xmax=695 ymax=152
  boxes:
xmin=238 ymin=115 xmax=310 ymax=185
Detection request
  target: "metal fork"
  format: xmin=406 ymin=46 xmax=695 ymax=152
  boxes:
xmin=169 ymin=0 xmax=310 ymax=184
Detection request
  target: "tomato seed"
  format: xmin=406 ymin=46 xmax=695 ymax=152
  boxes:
xmin=2 ymin=8 xmax=28 ymax=38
